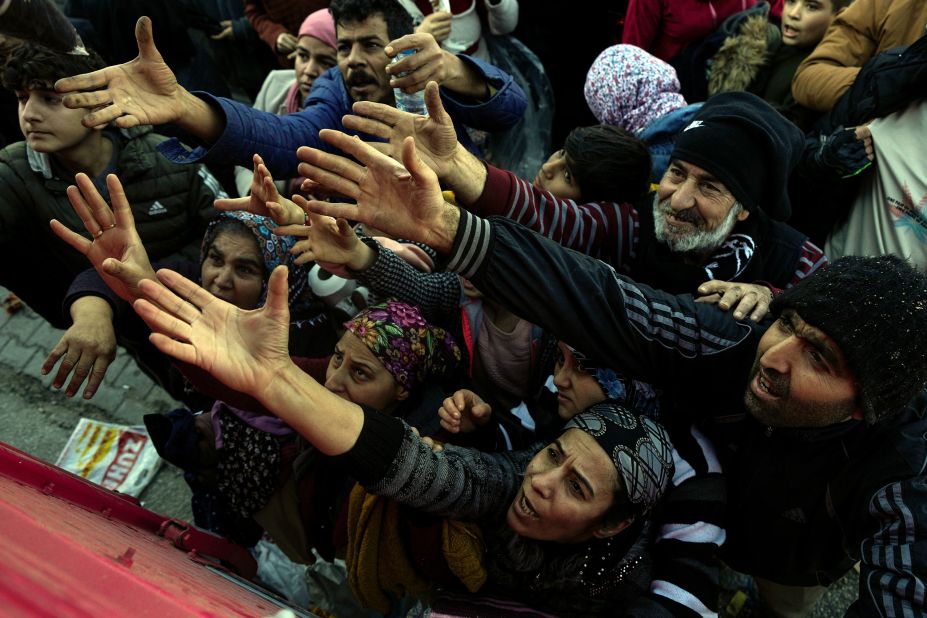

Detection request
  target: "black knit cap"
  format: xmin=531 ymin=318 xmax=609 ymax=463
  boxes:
xmin=769 ymin=255 xmax=927 ymax=423
xmin=670 ymin=91 xmax=803 ymax=221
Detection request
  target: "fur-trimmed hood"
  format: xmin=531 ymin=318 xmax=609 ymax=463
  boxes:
xmin=708 ymin=8 xmax=781 ymax=95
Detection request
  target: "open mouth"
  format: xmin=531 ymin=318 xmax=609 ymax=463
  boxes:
xmin=783 ymin=24 xmax=799 ymax=38
xmin=518 ymin=490 xmax=539 ymax=520
xmin=754 ymin=370 xmax=782 ymax=400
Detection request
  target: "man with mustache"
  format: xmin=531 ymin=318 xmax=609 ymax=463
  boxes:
xmin=53 ymin=0 xmax=526 ymax=181
xmin=345 ymin=87 xmax=826 ymax=322
xmin=284 ymin=128 xmax=927 ymax=617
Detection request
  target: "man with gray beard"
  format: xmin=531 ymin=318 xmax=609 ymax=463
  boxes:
xmin=342 ymin=89 xmax=825 ymax=322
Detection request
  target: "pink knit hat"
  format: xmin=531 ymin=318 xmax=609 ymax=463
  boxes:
xmin=584 ymin=44 xmax=688 ymax=134
xmin=298 ymin=8 xmax=336 ymax=50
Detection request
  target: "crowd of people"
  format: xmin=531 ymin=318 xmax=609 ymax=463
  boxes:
xmin=1 ymin=0 xmax=926 ymax=616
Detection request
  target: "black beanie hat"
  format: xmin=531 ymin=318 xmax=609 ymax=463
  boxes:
xmin=670 ymin=91 xmax=803 ymax=221
xmin=769 ymin=255 xmax=927 ymax=424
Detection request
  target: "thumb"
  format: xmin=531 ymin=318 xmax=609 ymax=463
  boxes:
xmin=135 ymin=16 xmax=164 ymax=62
xmin=265 ymin=265 xmax=291 ymax=312
xmin=424 ymin=81 xmax=450 ymax=125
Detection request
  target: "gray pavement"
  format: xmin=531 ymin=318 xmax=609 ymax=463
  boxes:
xmin=0 ymin=285 xmax=192 ymax=521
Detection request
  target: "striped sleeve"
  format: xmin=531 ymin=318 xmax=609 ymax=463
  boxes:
xmin=626 ymin=425 xmax=727 ymax=617
xmin=469 ymin=164 xmax=639 ymax=267
xmin=787 ymin=240 xmax=828 ymax=287
xmin=850 ymin=477 xmax=927 ymax=616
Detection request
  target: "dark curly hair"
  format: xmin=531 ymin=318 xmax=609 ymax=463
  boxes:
xmin=564 ymin=124 xmax=652 ymax=204
xmin=2 ymin=42 xmax=105 ymax=92
xmin=329 ymin=0 xmax=413 ymax=41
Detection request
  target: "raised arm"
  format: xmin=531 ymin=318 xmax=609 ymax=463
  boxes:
xmin=342 ymin=84 xmax=636 ymax=265
xmin=55 ymin=17 xmax=224 ymax=142
xmin=50 ymin=173 xmax=158 ymax=304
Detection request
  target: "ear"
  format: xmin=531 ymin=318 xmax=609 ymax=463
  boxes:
xmin=593 ymin=517 xmax=634 ymax=539
xmin=395 ymin=385 xmax=409 ymax=402
xmin=736 ymin=207 xmax=750 ymax=222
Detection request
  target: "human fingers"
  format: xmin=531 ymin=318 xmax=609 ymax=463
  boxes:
xmin=301 ymin=199 xmax=361 ymax=223
xmin=80 ymin=357 xmax=112 ymax=399
xmin=716 ymin=285 xmax=745 ymax=311
xmin=316 ymin=129 xmax=405 ymax=173
xmin=471 ymin=402 xmax=492 ymax=425
xmin=49 ymin=219 xmax=93 ymax=255
xmin=133 ymin=16 xmax=165 ymax=63
xmin=341 ymin=114 xmax=395 ymax=140
xmin=423 ymin=81 xmax=449 ymax=124
xmin=65 ymin=179 xmax=106 ymax=239
xmin=421 ymin=436 xmax=443 ymax=452
xmin=213 ymin=195 xmax=257 ymax=213
xmin=106 ymin=174 xmax=136 ymax=230
xmin=63 ymin=351 xmax=99 ymax=398
xmin=400 ymin=136 xmax=438 ymax=186
xmin=41 ymin=335 xmax=70 ymax=381
xmin=140 ymin=270 xmax=209 ymax=321
xmin=134 ymin=296 xmax=195 ymax=350
xmin=76 ymin=173 xmax=116 ymax=230
xmin=274 ymin=223 xmax=310 ymax=238
xmin=263 ymin=266 xmax=291 ymax=315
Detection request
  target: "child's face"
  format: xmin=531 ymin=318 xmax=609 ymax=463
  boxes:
xmin=16 ymin=87 xmax=93 ymax=154
xmin=534 ymin=148 xmax=582 ymax=201
xmin=781 ymin=0 xmax=835 ymax=48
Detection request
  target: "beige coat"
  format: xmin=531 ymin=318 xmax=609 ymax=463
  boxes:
xmin=792 ymin=0 xmax=927 ymax=111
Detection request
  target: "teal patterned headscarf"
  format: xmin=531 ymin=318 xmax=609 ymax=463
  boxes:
xmin=201 ymin=211 xmax=312 ymax=311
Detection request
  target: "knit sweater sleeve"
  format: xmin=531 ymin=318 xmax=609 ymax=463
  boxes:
xmin=337 ymin=407 xmax=534 ymax=521
xmin=626 ymin=425 xmax=727 ymax=617
xmin=468 ymin=164 xmax=639 ymax=267
xmin=353 ymin=238 xmax=462 ymax=322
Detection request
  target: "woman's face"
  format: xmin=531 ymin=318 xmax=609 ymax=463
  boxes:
xmin=294 ymin=35 xmax=337 ymax=100
xmin=201 ymin=230 xmax=265 ymax=309
xmin=325 ymin=331 xmax=408 ymax=412
xmin=507 ymin=428 xmax=619 ymax=543
xmin=553 ymin=343 xmax=607 ymax=420
xmin=534 ymin=149 xmax=582 ymax=201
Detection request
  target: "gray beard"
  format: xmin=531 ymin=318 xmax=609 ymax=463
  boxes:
xmin=651 ymin=194 xmax=743 ymax=256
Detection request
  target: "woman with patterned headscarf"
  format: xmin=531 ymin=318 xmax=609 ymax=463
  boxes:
xmin=50 ymin=175 xmax=336 ymax=408
xmin=120 ymin=264 xmax=684 ymax=615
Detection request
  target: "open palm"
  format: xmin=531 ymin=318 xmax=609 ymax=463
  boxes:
xmin=135 ymin=267 xmax=293 ymax=401
xmin=295 ymin=130 xmax=457 ymax=252
xmin=50 ymin=173 xmax=157 ymax=303
xmin=56 ymin=17 xmax=187 ymax=129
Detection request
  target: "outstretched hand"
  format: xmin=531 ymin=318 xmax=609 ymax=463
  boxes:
xmin=215 ymin=153 xmax=306 ymax=225
xmin=50 ymin=173 xmax=157 ymax=303
xmin=55 ymin=16 xmax=189 ymax=129
xmin=343 ymin=81 xmax=459 ymax=178
xmin=133 ymin=266 xmax=293 ymax=402
xmin=296 ymin=129 xmax=459 ymax=253
xmin=276 ymin=203 xmax=373 ymax=270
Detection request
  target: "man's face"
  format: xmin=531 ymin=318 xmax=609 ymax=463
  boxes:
xmin=16 ymin=86 xmax=92 ymax=154
xmin=744 ymin=310 xmax=861 ymax=427
xmin=653 ymin=160 xmax=750 ymax=255
xmin=335 ymin=15 xmax=394 ymax=105
xmin=781 ymin=0 xmax=835 ymax=48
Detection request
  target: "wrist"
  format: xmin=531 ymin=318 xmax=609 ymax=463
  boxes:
xmin=70 ymin=295 xmax=114 ymax=323
xmin=347 ymin=242 xmax=376 ymax=271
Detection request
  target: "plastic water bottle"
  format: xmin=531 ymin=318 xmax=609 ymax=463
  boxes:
xmin=391 ymin=49 xmax=428 ymax=116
